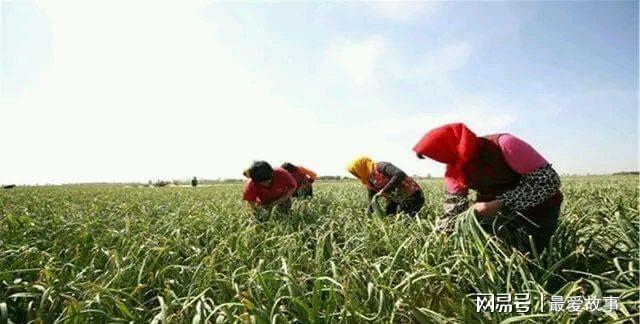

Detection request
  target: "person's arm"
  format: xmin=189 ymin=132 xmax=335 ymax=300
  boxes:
xmin=299 ymin=166 xmax=317 ymax=182
xmin=475 ymin=135 xmax=559 ymax=216
xmin=377 ymin=162 xmax=407 ymax=194
xmin=496 ymin=164 xmax=561 ymax=211
xmin=243 ymin=183 xmax=261 ymax=212
xmin=283 ymin=185 xmax=296 ymax=200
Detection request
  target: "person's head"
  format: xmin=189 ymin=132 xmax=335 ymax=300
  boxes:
xmin=281 ymin=162 xmax=297 ymax=173
xmin=347 ymin=156 xmax=375 ymax=185
xmin=412 ymin=123 xmax=481 ymax=188
xmin=412 ymin=123 xmax=480 ymax=165
xmin=245 ymin=161 xmax=273 ymax=187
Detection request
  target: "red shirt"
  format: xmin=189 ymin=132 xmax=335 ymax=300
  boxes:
xmin=288 ymin=166 xmax=317 ymax=189
xmin=242 ymin=168 xmax=297 ymax=205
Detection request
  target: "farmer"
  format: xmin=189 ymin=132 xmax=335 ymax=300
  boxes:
xmin=413 ymin=123 xmax=562 ymax=252
xmin=281 ymin=162 xmax=317 ymax=198
xmin=347 ymin=156 xmax=424 ymax=217
xmin=242 ymin=161 xmax=298 ymax=214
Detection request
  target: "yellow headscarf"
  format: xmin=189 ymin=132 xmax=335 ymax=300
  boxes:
xmin=347 ymin=156 xmax=375 ymax=185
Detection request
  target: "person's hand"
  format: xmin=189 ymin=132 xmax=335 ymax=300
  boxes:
xmin=473 ymin=200 xmax=502 ymax=217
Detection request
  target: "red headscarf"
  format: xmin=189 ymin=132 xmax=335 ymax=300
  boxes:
xmin=412 ymin=123 xmax=481 ymax=188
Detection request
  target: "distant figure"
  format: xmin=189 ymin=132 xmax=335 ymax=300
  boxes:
xmin=154 ymin=180 xmax=171 ymax=187
xmin=281 ymin=162 xmax=317 ymax=198
xmin=413 ymin=122 xmax=563 ymax=253
xmin=347 ymin=156 xmax=424 ymax=217
xmin=242 ymin=161 xmax=298 ymax=214
xmin=191 ymin=176 xmax=198 ymax=187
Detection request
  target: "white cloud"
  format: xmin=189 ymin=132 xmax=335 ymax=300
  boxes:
xmin=367 ymin=1 xmax=438 ymax=22
xmin=325 ymin=37 xmax=386 ymax=86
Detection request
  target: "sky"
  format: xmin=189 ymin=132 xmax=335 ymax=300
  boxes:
xmin=1 ymin=0 xmax=638 ymax=185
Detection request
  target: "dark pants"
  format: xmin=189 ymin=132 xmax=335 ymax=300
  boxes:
xmin=386 ymin=190 xmax=425 ymax=217
xmin=482 ymin=204 xmax=561 ymax=253
xmin=521 ymin=204 xmax=560 ymax=253
xmin=293 ymin=186 xmax=313 ymax=198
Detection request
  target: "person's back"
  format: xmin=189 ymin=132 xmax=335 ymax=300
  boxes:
xmin=281 ymin=162 xmax=316 ymax=198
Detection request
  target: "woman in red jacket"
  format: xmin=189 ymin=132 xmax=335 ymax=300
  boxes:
xmin=281 ymin=162 xmax=317 ymax=198
xmin=413 ymin=123 xmax=562 ymax=253
xmin=242 ymin=161 xmax=298 ymax=214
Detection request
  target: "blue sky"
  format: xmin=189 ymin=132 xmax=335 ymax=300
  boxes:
xmin=1 ymin=1 xmax=638 ymax=184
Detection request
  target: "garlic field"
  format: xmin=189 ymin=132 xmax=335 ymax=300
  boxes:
xmin=0 ymin=177 xmax=638 ymax=323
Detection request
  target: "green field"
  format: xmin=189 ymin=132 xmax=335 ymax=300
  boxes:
xmin=0 ymin=177 xmax=638 ymax=323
